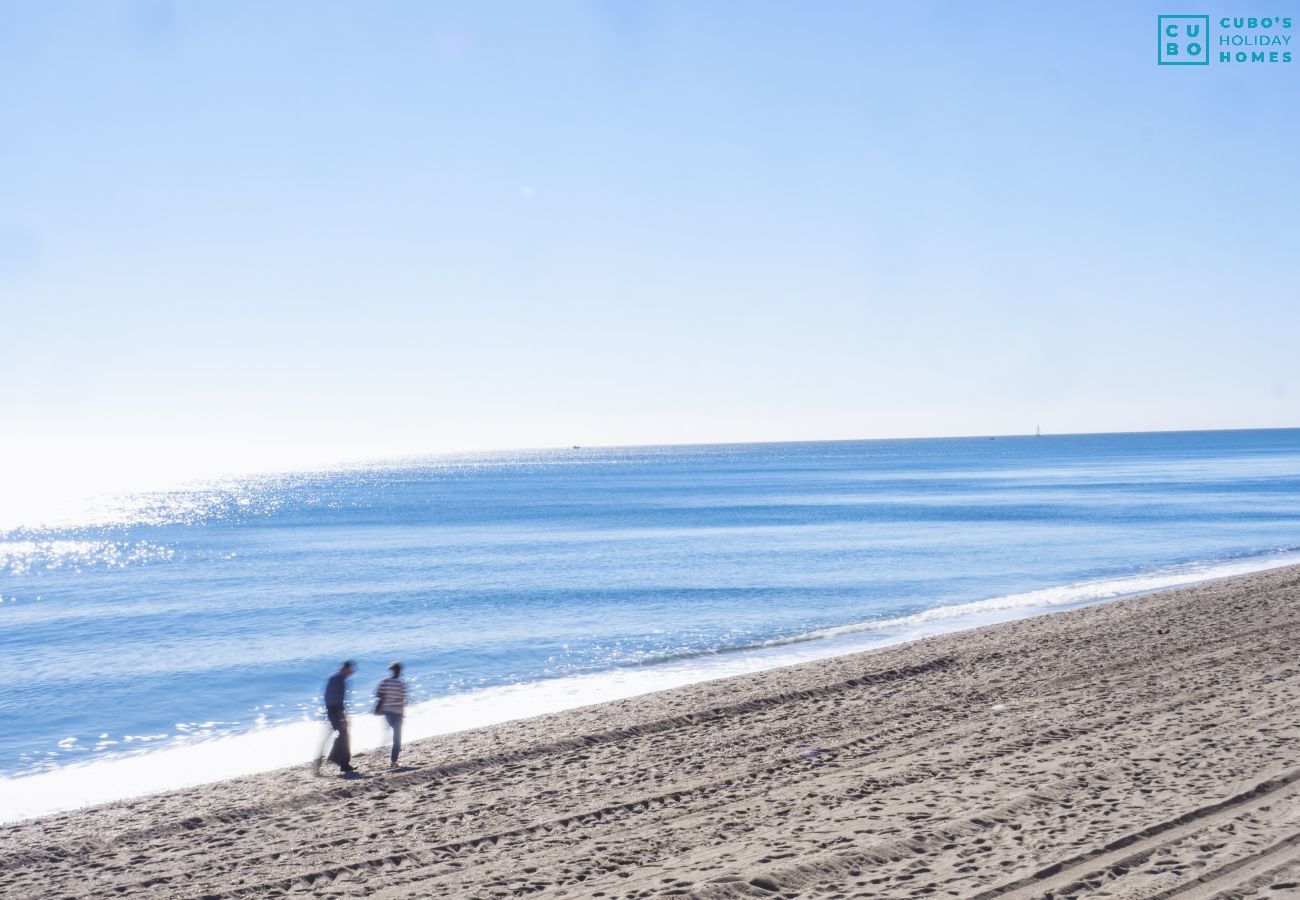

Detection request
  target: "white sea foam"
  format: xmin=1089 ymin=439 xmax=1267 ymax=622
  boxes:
xmin=3 ymin=549 xmax=1299 ymax=824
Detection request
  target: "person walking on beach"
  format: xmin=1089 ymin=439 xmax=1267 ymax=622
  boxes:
xmin=318 ymin=660 xmax=357 ymax=775
xmin=375 ymin=662 xmax=407 ymax=769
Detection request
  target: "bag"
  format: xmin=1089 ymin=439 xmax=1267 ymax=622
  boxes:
xmin=328 ymin=733 xmax=349 ymax=765
xmin=374 ymin=698 xmax=383 ymax=715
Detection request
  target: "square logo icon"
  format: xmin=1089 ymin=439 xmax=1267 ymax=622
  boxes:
xmin=1159 ymin=15 xmax=1211 ymax=64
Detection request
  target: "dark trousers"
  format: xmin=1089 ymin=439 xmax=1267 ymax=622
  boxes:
xmin=384 ymin=712 xmax=403 ymax=763
xmin=326 ymin=705 xmax=351 ymax=770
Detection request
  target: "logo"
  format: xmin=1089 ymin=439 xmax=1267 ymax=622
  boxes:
xmin=1158 ymin=15 xmax=1294 ymax=65
xmin=1159 ymin=15 xmax=1210 ymax=64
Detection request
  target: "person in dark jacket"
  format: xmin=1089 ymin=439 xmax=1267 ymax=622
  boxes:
xmin=317 ymin=660 xmax=357 ymax=775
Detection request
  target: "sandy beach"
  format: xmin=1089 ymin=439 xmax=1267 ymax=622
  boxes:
xmin=5 ymin=565 xmax=1300 ymax=899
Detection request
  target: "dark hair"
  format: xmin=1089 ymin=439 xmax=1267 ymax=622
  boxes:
xmin=342 ymin=660 xmax=356 ymax=670
xmin=388 ymin=661 xmax=402 ymax=676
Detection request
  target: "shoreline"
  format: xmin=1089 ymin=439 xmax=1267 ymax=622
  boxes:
xmin=5 ymin=548 xmax=1300 ymax=825
xmin=6 ymin=563 xmax=1300 ymax=897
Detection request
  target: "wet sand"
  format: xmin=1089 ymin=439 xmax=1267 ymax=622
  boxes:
xmin=5 ymin=565 xmax=1300 ymax=899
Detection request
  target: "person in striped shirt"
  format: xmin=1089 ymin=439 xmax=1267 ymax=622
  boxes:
xmin=375 ymin=662 xmax=407 ymax=768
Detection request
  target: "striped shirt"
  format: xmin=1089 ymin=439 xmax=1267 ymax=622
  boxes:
xmin=376 ymin=677 xmax=406 ymax=715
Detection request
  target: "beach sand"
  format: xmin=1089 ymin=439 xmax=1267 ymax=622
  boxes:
xmin=5 ymin=565 xmax=1300 ymax=899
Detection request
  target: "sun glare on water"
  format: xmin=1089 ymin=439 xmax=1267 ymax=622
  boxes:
xmin=0 ymin=439 xmax=418 ymax=533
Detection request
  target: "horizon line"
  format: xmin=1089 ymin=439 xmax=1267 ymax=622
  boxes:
xmin=284 ymin=424 xmax=1300 ymax=472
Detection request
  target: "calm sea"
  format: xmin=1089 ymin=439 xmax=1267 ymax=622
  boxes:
xmin=3 ymin=429 xmax=1300 ymax=819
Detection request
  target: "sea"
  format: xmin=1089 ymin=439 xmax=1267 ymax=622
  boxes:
xmin=3 ymin=429 xmax=1300 ymax=821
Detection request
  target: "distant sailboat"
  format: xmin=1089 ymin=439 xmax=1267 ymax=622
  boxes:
xmin=1036 ymin=425 xmax=1041 ymax=437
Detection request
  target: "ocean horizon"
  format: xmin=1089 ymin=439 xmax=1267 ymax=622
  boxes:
xmin=3 ymin=427 xmax=1300 ymax=821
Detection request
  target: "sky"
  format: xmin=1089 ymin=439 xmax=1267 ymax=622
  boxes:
xmin=1 ymin=0 xmax=1298 ymax=498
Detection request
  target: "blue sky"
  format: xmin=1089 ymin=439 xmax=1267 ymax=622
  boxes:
xmin=1 ymin=1 xmax=1297 ymax=491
